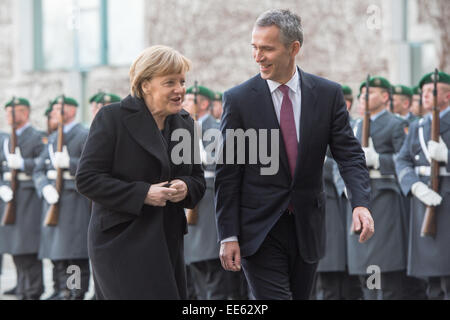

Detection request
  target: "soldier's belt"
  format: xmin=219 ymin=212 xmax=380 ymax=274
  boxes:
xmin=369 ymin=170 xmax=395 ymax=179
xmin=3 ymin=172 xmax=32 ymax=181
xmin=415 ymin=166 xmax=450 ymax=177
xmin=204 ymin=171 xmax=215 ymax=178
xmin=46 ymin=170 xmax=75 ymax=180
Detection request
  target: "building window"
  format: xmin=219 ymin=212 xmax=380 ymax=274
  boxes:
xmin=37 ymin=0 xmax=144 ymax=70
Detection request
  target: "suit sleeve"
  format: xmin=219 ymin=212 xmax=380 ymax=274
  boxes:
xmin=75 ymin=108 xmax=151 ymax=216
xmin=329 ymin=86 xmax=371 ymax=210
xmin=214 ymin=91 xmax=244 ymax=242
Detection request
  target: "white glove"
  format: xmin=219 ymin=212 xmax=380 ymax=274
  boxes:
xmin=0 ymin=185 xmax=13 ymax=203
xmin=411 ymin=182 xmax=442 ymax=207
xmin=428 ymin=137 xmax=448 ymax=164
xmin=54 ymin=146 xmax=70 ymax=169
xmin=363 ymin=138 xmax=380 ymax=169
xmin=42 ymin=185 xmax=59 ymax=205
xmin=6 ymin=147 xmax=24 ymax=170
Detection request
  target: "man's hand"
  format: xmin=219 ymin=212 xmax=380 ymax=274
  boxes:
xmin=54 ymin=146 xmax=70 ymax=169
xmin=363 ymin=138 xmax=380 ymax=169
xmin=167 ymin=179 xmax=188 ymax=203
xmin=411 ymin=181 xmax=442 ymax=207
xmin=144 ymin=181 xmax=178 ymax=207
xmin=42 ymin=185 xmax=59 ymax=205
xmin=6 ymin=147 xmax=24 ymax=170
xmin=220 ymin=241 xmax=241 ymax=272
xmin=351 ymin=206 xmax=374 ymax=243
xmin=0 ymin=185 xmax=13 ymax=203
xmin=428 ymin=137 xmax=448 ymax=164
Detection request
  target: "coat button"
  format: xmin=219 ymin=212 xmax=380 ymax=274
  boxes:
xmin=415 ymin=155 xmax=420 ymax=161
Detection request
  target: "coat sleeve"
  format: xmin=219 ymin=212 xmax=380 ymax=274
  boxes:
xmin=23 ymin=132 xmax=45 ymax=176
xmin=328 ymin=86 xmax=371 ymax=210
xmin=75 ymin=108 xmax=151 ymax=216
xmin=214 ymin=91 xmax=244 ymax=242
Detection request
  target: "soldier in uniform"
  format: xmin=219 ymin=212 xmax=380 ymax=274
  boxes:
xmin=0 ymin=98 xmax=45 ymax=300
xmin=392 ymin=85 xmax=418 ymax=125
xmin=395 ymin=71 xmax=450 ymax=300
xmin=411 ymin=86 xmax=424 ymax=118
xmin=91 ymin=93 xmax=121 ymax=118
xmin=183 ymin=85 xmax=231 ymax=300
xmin=315 ymin=85 xmax=362 ymax=300
xmin=211 ymin=92 xmax=223 ymax=121
xmin=348 ymin=76 xmax=410 ymax=300
xmin=33 ymin=96 xmax=91 ymax=300
xmin=0 ymin=130 xmax=9 ymax=296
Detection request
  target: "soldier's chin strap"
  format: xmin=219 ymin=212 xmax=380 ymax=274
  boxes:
xmin=418 ymin=118 xmax=432 ymax=164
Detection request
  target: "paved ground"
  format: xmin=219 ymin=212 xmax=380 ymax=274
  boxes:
xmin=0 ymin=254 xmax=95 ymax=300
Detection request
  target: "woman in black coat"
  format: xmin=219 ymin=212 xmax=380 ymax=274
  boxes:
xmin=76 ymin=45 xmax=206 ymax=300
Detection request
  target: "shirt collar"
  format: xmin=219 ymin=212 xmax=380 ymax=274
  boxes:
xmin=427 ymin=106 xmax=450 ymax=121
xmin=371 ymin=109 xmax=387 ymax=121
xmin=267 ymin=68 xmax=300 ymax=94
xmin=64 ymin=120 xmax=78 ymax=134
xmin=198 ymin=113 xmax=210 ymax=124
xmin=16 ymin=122 xmax=31 ymax=136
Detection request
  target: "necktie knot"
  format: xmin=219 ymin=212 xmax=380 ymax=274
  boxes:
xmin=279 ymin=84 xmax=290 ymax=96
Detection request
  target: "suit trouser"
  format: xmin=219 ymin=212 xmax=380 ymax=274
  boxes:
xmin=225 ymin=269 xmax=250 ymax=300
xmin=189 ymin=258 xmax=229 ymax=300
xmin=316 ymin=271 xmax=363 ymax=300
xmin=53 ymin=259 xmax=90 ymax=298
xmin=186 ymin=265 xmax=198 ymax=300
xmin=241 ymin=212 xmax=318 ymax=300
xmin=427 ymin=276 xmax=450 ymax=300
xmin=12 ymin=254 xmax=44 ymax=300
xmin=359 ymin=270 xmax=421 ymax=300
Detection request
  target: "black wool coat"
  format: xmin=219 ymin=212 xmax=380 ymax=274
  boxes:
xmin=76 ymin=95 xmax=206 ymax=300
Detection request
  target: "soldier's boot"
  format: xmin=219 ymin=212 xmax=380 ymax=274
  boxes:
xmin=3 ymin=286 xmax=17 ymax=295
xmin=45 ymin=291 xmax=60 ymax=300
xmin=70 ymin=289 xmax=86 ymax=300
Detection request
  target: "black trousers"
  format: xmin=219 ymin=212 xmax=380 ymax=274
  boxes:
xmin=53 ymin=259 xmax=90 ymax=299
xmin=241 ymin=212 xmax=318 ymax=300
xmin=316 ymin=271 xmax=363 ymax=300
xmin=189 ymin=258 xmax=229 ymax=300
xmin=12 ymin=254 xmax=44 ymax=300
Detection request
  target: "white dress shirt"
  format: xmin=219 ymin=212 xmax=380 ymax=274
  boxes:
xmin=221 ymin=68 xmax=302 ymax=244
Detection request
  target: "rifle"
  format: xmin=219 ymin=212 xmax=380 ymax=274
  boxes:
xmin=2 ymin=97 xmax=18 ymax=225
xmin=389 ymin=86 xmax=394 ymax=113
xmin=44 ymin=95 xmax=65 ymax=226
xmin=362 ymin=75 xmax=371 ymax=148
xmin=186 ymin=81 xmax=199 ymax=226
xmin=421 ymin=69 xmax=440 ymax=237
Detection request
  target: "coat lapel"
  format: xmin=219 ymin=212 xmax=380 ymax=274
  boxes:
xmin=440 ymin=110 xmax=450 ymax=134
xmin=252 ymin=75 xmax=290 ymax=178
xmin=121 ymin=95 xmax=171 ymax=180
xmin=294 ymin=69 xmax=318 ymax=183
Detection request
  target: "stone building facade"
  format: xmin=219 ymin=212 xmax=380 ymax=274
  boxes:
xmin=0 ymin=0 xmax=445 ymax=131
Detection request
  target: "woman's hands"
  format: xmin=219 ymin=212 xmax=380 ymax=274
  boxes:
xmin=144 ymin=180 xmax=188 ymax=207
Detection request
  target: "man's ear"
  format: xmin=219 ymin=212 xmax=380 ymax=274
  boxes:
xmin=291 ymin=41 xmax=301 ymax=56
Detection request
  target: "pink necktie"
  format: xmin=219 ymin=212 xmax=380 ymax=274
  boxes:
xmin=279 ymin=85 xmax=298 ymax=178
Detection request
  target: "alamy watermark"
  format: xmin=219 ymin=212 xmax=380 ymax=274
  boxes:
xmin=170 ymin=127 xmax=280 ymax=176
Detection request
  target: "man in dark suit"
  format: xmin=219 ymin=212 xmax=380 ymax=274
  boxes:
xmin=215 ymin=9 xmax=374 ymax=300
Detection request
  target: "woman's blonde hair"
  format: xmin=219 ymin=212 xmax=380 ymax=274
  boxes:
xmin=129 ymin=45 xmax=192 ymax=98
